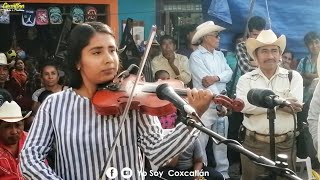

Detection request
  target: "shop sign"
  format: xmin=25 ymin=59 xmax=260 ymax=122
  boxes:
xmin=0 ymin=2 xmax=25 ymax=12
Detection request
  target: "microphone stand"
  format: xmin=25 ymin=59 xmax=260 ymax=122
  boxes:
xmin=181 ymin=113 xmax=301 ymax=180
xmin=268 ymin=108 xmax=276 ymax=162
xmin=264 ymin=107 xmax=277 ymax=180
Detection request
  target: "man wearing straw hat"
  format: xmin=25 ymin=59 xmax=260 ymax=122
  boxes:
xmin=236 ymin=29 xmax=304 ymax=179
xmin=189 ymin=21 xmax=233 ymax=179
xmin=0 ymin=101 xmax=30 ymax=179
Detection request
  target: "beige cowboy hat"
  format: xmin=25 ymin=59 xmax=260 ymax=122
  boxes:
xmin=246 ymin=29 xmax=286 ymax=60
xmin=191 ymin=21 xmax=226 ymax=44
xmin=0 ymin=53 xmax=14 ymax=66
xmin=0 ymin=101 xmax=31 ymax=122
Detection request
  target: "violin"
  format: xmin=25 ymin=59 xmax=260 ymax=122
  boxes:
xmin=92 ymin=74 xmax=244 ymax=116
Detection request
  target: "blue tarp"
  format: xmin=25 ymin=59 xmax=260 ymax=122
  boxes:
xmin=203 ymin=0 xmax=320 ymax=59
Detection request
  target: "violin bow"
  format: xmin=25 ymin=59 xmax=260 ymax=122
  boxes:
xmin=99 ymin=26 xmax=157 ymax=180
xmin=243 ymin=0 xmax=256 ymax=40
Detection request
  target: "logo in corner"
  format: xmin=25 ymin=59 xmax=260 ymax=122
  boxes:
xmin=106 ymin=167 xmax=118 ymax=179
xmin=0 ymin=2 xmax=25 ymax=12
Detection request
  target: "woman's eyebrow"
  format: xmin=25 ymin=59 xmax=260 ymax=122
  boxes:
xmin=89 ymin=46 xmax=104 ymax=51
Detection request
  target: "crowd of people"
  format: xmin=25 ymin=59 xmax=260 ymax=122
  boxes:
xmin=0 ymin=15 xmax=319 ymax=180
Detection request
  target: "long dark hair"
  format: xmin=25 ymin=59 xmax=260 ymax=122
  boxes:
xmin=66 ymin=22 xmax=115 ymax=89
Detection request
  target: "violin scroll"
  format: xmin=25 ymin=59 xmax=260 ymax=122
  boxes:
xmin=213 ymin=94 xmax=244 ymax=112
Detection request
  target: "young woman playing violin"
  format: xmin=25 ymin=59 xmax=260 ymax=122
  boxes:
xmin=19 ymin=22 xmax=214 ymax=180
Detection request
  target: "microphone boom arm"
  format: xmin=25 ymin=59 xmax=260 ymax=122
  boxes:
xmin=182 ymin=116 xmax=302 ymax=180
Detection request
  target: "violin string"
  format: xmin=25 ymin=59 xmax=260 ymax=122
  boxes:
xmin=99 ymin=26 xmax=158 ymax=180
xmin=140 ymin=82 xmax=188 ymax=97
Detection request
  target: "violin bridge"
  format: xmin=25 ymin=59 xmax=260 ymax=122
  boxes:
xmin=98 ymin=82 xmax=121 ymax=91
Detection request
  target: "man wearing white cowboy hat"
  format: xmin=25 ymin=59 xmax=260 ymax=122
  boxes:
xmin=236 ymin=29 xmax=303 ymax=179
xmin=0 ymin=101 xmax=30 ymax=179
xmin=0 ymin=52 xmax=13 ymax=89
xmin=189 ymin=20 xmax=233 ymax=179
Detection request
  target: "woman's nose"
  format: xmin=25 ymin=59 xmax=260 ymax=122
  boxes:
xmin=104 ymin=52 xmax=116 ymax=64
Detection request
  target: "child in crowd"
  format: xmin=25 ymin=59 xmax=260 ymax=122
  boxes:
xmin=155 ymin=70 xmax=170 ymax=81
xmin=155 ymin=70 xmax=177 ymax=129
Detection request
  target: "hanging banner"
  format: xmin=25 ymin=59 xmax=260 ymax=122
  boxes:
xmin=0 ymin=9 xmax=10 ymax=24
xmin=22 ymin=8 xmax=36 ymax=27
xmin=36 ymin=8 xmax=49 ymax=25
xmin=49 ymin=7 xmax=63 ymax=25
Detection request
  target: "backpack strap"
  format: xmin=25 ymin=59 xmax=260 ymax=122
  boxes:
xmin=227 ymin=61 xmax=239 ymax=98
xmin=288 ymin=70 xmax=293 ymax=84
xmin=302 ymin=57 xmax=308 ymax=74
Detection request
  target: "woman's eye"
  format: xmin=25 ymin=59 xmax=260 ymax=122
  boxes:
xmin=93 ymin=51 xmax=101 ymax=55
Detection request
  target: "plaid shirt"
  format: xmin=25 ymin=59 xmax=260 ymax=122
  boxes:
xmin=235 ymin=41 xmax=257 ymax=74
xmin=297 ymin=55 xmax=318 ymax=101
xmin=296 ymin=56 xmax=317 ymax=74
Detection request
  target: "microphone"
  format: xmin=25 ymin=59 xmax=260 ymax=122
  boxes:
xmin=156 ymin=83 xmax=197 ymax=115
xmin=247 ymin=88 xmax=291 ymax=109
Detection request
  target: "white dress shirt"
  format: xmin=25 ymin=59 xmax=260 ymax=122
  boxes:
xmin=189 ymin=45 xmax=232 ymax=95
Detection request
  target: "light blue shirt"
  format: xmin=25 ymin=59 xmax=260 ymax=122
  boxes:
xmin=189 ymin=45 xmax=233 ymax=95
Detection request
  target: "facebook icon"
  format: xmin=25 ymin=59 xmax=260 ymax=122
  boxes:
xmin=106 ymin=167 xmax=118 ymax=179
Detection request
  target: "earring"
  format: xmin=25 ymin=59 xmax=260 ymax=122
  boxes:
xmin=77 ymin=66 xmax=80 ymax=70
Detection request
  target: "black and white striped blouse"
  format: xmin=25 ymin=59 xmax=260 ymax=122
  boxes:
xmin=20 ymin=88 xmax=199 ymax=180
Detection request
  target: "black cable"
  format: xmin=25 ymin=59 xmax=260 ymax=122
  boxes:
xmin=253 ymin=161 xmax=297 ymax=176
xmin=191 ymin=116 xmax=243 ymax=147
xmin=288 ymin=105 xmax=297 ymax=172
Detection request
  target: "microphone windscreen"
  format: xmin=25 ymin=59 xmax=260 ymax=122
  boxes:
xmin=156 ymin=83 xmax=187 ymax=111
xmin=156 ymin=83 xmax=170 ymax=100
xmin=247 ymin=88 xmax=275 ymax=108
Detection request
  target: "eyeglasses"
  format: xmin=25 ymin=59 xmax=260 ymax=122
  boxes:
xmin=207 ymin=32 xmax=220 ymax=38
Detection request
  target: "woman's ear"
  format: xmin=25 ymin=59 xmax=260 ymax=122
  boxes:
xmin=76 ymin=63 xmax=81 ymax=71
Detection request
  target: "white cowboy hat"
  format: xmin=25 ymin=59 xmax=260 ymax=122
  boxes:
xmin=246 ymin=29 xmax=286 ymax=60
xmin=191 ymin=21 xmax=226 ymax=44
xmin=0 ymin=101 xmax=31 ymax=122
xmin=0 ymin=53 xmax=15 ymax=66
